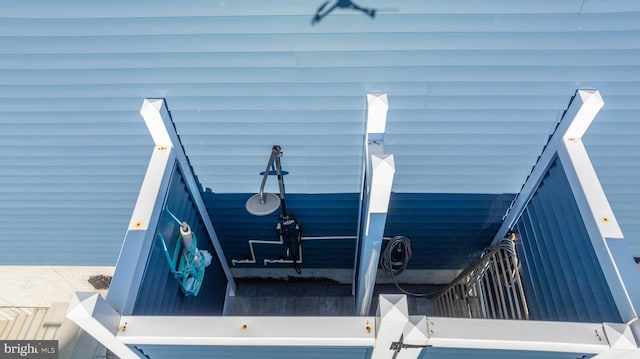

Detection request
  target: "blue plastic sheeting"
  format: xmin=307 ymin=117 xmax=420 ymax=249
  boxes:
xmin=132 ymin=345 xmax=372 ymax=359
xmin=206 ymin=192 xmax=513 ymax=270
xmin=418 ymin=347 xmax=592 ymax=359
xmin=133 ymin=166 xmax=227 ymax=315
xmin=515 ymin=158 xmax=621 ymax=323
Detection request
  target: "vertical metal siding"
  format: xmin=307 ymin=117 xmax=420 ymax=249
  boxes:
xmin=133 ymin=165 xmax=227 ymax=315
xmin=205 ymin=193 xmax=359 ymax=269
xmin=515 ymin=158 xmax=621 ymax=323
xmin=384 ymin=193 xmax=515 ymax=269
xmin=206 ymin=192 xmax=513 ymax=271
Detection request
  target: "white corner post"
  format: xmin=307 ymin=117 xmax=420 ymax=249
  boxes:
xmin=372 ymin=294 xmax=410 ymax=359
xmin=395 ymin=316 xmax=429 ymax=359
xmin=355 ymin=94 xmax=395 ymax=316
xmin=493 ymin=89 xmax=606 ymax=243
xmin=594 ymin=322 xmax=640 ymax=358
xmin=107 ymin=144 xmax=176 ymax=314
xmin=107 ymin=99 xmax=236 ymax=315
xmin=555 ymin=94 xmax=640 ymax=323
xmin=67 ymin=292 xmax=140 ymax=359
xmin=139 ymin=99 xmax=236 ymax=296
xmin=494 ymin=89 xmax=640 ymax=324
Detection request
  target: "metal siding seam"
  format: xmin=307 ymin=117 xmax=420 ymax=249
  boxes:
xmin=535 ymin=169 xmax=579 ymax=321
xmin=514 ymin=158 xmax=622 ymax=323
xmin=133 ymin=167 xmax=227 ymax=315
xmin=526 ymin=198 xmax=566 ymax=321
xmin=514 ymin=222 xmax=541 ymax=320
xmin=553 ymin=160 xmax=622 ymax=323
xmin=540 ymin=165 xmax=596 ymax=322
xmin=550 ymin=160 xmax=612 ymax=322
xmin=517 ymin=209 xmax=552 ymax=321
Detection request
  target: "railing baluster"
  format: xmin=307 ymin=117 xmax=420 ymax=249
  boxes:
xmin=482 ymin=268 xmax=496 ymax=319
xmin=496 ymin=249 xmax=516 ymax=319
xmin=505 ymin=251 xmax=523 ymax=320
xmin=433 ymin=247 xmax=528 ymax=321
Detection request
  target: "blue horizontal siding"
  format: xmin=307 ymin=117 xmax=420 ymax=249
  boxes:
xmin=515 ymin=158 xmax=621 ymax=323
xmin=133 ymin=345 xmax=372 ymax=359
xmin=4 ymin=32 xmax=640 ymax=55
xmin=2 ymin=0 xmax=640 ymax=268
xmin=0 ymin=121 xmax=150 ymax=265
xmin=8 ymin=94 xmax=636 ymax=112
xmin=2 ymin=81 xmax=640 ymax=99
xmin=6 ymin=67 xmax=640 ymax=85
xmin=2 ymin=0 xmax=618 ymax=19
xmin=4 ymin=49 xmax=640 ymax=71
xmin=133 ymin=165 xmax=227 ymax=315
xmin=4 ymin=13 xmax=640 ymax=37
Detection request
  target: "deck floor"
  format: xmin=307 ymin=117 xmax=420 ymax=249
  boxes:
xmin=223 ymin=279 xmax=441 ymax=316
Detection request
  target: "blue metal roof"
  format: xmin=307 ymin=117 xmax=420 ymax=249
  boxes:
xmin=1 ymin=1 xmax=640 ymax=265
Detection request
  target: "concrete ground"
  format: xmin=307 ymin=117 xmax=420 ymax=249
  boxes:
xmin=0 ymin=266 xmax=115 ymax=359
xmin=0 ymin=266 xmax=113 ymax=307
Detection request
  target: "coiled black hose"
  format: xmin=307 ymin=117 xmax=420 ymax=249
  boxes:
xmin=380 ymin=236 xmax=437 ymax=297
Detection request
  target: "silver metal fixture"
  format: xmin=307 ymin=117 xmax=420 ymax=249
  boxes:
xmin=245 ymin=145 xmax=287 ymax=216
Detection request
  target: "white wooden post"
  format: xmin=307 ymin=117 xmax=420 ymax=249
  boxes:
xmin=107 ymin=146 xmax=175 ymax=314
xmin=371 ymin=294 xmax=409 ymax=359
xmin=67 ymin=292 xmax=140 ymax=359
xmin=139 ymin=99 xmax=236 ymax=295
xmin=355 ymin=94 xmax=396 ymax=316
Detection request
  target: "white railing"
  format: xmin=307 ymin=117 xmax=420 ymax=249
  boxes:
xmin=433 ymin=245 xmax=529 ymax=320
